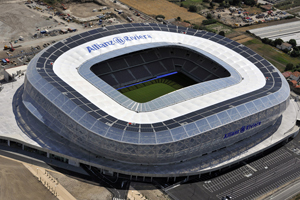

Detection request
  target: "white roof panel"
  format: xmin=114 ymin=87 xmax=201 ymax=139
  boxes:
xmin=53 ymin=31 xmax=266 ymax=124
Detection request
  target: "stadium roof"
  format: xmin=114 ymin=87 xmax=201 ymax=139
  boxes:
xmin=53 ymin=31 xmax=265 ymax=124
xmin=28 ymin=23 xmax=288 ymax=144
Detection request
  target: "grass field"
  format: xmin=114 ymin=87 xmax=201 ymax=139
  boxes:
xmin=120 ymin=0 xmax=206 ymax=23
xmin=119 ymin=72 xmax=195 ymax=102
xmin=243 ymin=38 xmax=300 ymax=72
xmin=123 ymin=83 xmax=177 ymax=103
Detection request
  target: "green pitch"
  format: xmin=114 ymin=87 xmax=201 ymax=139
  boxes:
xmin=122 ymin=83 xmax=178 ymax=103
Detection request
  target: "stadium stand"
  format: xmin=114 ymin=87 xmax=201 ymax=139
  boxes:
xmin=91 ymin=46 xmax=230 ymax=88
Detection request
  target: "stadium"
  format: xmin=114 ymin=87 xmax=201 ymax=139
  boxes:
xmin=19 ymin=23 xmax=298 ymax=178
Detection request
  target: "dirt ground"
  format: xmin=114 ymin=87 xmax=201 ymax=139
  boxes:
xmin=226 ymin=31 xmax=253 ymax=43
xmin=65 ymin=0 xmax=155 ymax=24
xmin=120 ymin=0 xmax=206 ymax=22
xmin=68 ymin=2 xmax=104 ymax=18
xmin=129 ymin=182 xmax=170 ymax=200
xmin=49 ymin=171 xmax=111 ymax=200
xmin=0 ymin=156 xmax=56 ymax=200
xmin=0 ymin=0 xmax=55 ymax=43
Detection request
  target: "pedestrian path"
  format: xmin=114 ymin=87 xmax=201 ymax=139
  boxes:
xmin=24 ymin=163 xmax=76 ymax=200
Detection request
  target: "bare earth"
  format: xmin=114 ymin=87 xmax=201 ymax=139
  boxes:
xmin=0 ymin=1 xmax=54 ymax=43
xmin=49 ymin=172 xmax=111 ymax=200
xmin=120 ymin=0 xmax=205 ymax=22
xmin=68 ymin=2 xmax=104 ymax=18
xmin=0 ymin=156 xmax=56 ymax=200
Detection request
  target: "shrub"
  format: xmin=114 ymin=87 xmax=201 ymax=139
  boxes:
xmin=189 ymin=5 xmax=197 ymax=12
xmin=219 ymin=31 xmax=225 ymax=36
xmin=262 ymin=38 xmax=272 ymax=44
xmin=291 ymin=50 xmax=300 ymax=57
xmin=202 ymin=19 xmax=217 ymax=25
xmin=207 ymin=13 xmax=212 ymax=19
xmin=274 ymin=38 xmax=284 ymax=46
xmin=285 ymin=63 xmax=294 ymax=71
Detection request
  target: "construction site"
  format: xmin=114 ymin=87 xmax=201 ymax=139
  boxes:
xmin=0 ymin=0 xmax=157 ymax=70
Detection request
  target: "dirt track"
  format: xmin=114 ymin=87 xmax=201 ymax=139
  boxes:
xmin=0 ymin=156 xmax=56 ymax=200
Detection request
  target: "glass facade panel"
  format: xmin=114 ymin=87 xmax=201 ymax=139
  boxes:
xmin=206 ymin=115 xmax=222 ymax=128
xmin=236 ymin=105 xmax=250 ymax=118
xmin=196 ymin=118 xmax=211 ymax=133
xmin=217 ymin=111 xmax=232 ymax=125
xmin=227 ymin=108 xmax=241 ymax=121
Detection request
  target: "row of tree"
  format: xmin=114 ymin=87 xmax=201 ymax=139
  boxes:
xmin=208 ymin=0 xmax=256 ymax=6
xmin=261 ymin=38 xmax=295 ymax=47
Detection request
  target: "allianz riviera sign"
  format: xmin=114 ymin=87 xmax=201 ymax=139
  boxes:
xmin=224 ymin=121 xmax=262 ymax=139
xmin=86 ymin=34 xmax=152 ymax=53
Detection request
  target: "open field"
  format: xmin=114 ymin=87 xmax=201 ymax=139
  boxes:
xmin=0 ymin=156 xmax=55 ymax=200
xmin=123 ymin=83 xmax=177 ymax=103
xmin=242 ymin=38 xmax=300 ymax=72
xmin=276 ymin=0 xmax=300 ymax=10
xmin=287 ymin=6 xmax=300 ymax=15
xmin=120 ymin=0 xmax=206 ymax=22
xmin=68 ymin=2 xmax=105 ymax=18
xmin=205 ymin=22 xmax=233 ymax=34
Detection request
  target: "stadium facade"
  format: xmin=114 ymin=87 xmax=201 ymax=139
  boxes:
xmin=21 ymin=23 xmax=293 ymax=177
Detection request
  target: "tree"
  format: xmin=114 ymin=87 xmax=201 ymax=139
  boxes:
xmin=262 ymin=38 xmax=271 ymax=44
xmin=189 ymin=5 xmax=197 ymax=12
xmin=270 ymin=40 xmax=276 ymax=47
xmin=219 ymin=31 xmax=225 ymax=36
xmin=232 ymin=0 xmax=242 ymax=6
xmin=291 ymin=50 xmax=300 ymax=57
xmin=210 ymin=2 xmax=214 ymax=8
xmin=288 ymin=39 xmax=297 ymax=47
xmin=285 ymin=63 xmax=294 ymax=71
xmin=177 ymin=16 xmax=181 ymax=21
xmin=244 ymin=0 xmax=256 ymax=6
xmin=207 ymin=13 xmax=212 ymax=19
xmin=274 ymin=38 xmax=284 ymax=46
